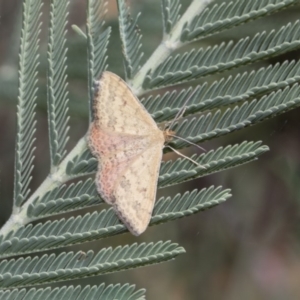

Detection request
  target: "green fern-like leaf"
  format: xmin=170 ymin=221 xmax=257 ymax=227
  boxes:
xmin=0 ymin=242 xmax=184 ymax=288
xmin=143 ymin=20 xmax=300 ymax=90
xmin=47 ymin=0 xmax=70 ymax=167
xmin=143 ymin=60 xmax=300 ymax=123
xmin=13 ymin=0 xmax=43 ymax=207
xmin=27 ymin=178 xmax=101 ymax=219
xmin=159 ymin=141 xmax=269 ymax=187
xmin=65 ymin=147 xmax=97 ymax=177
xmin=161 ymin=0 xmax=182 ymax=35
xmin=87 ymin=0 xmax=110 ymax=121
xmin=153 ymin=186 xmax=230 ymax=224
xmin=0 ymin=186 xmax=229 ymax=258
xmin=170 ymin=84 xmax=300 ymax=148
xmin=117 ymin=0 xmax=143 ymax=80
xmin=181 ymin=0 xmax=298 ymax=42
xmin=0 ymin=284 xmax=145 ymax=300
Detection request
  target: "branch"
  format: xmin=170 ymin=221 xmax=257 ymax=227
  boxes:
xmin=130 ymin=0 xmax=213 ymax=95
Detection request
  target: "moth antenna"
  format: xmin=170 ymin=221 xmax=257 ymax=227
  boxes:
xmin=169 ymin=134 xmax=206 ymax=152
xmin=164 ymin=86 xmax=200 ymax=131
xmin=166 ymin=145 xmax=206 ymax=169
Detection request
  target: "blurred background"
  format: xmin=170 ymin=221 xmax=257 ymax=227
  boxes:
xmin=1 ymin=0 xmax=300 ymax=299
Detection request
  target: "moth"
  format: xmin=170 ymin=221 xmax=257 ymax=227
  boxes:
xmin=88 ymin=71 xmax=201 ymax=235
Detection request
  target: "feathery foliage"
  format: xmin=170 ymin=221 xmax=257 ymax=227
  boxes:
xmin=0 ymin=284 xmax=145 ymax=300
xmin=143 ymin=60 xmax=300 ymax=123
xmin=87 ymin=0 xmax=110 ymax=121
xmin=159 ymin=141 xmax=269 ymax=187
xmin=161 ymin=0 xmax=181 ymax=35
xmin=13 ymin=0 xmax=43 ymax=207
xmin=170 ymin=84 xmax=300 ymax=148
xmin=27 ymin=178 xmax=101 ymax=219
xmin=117 ymin=0 xmax=143 ymax=80
xmin=0 ymin=242 xmax=184 ymax=288
xmin=47 ymin=0 xmax=70 ymax=167
xmin=143 ymin=20 xmax=300 ymax=90
xmin=2 ymin=0 xmax=300 ymax=298
xmin=0 ymin=186 xmax=229 ymax=258
xmin=66 ymin=146 xmax=97 ymax=177
xmin=181 ymin=0 xmax=299 ymax=42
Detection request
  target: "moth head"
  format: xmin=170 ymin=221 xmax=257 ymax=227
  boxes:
xmin=163 ymin=129 xmax=175 ymax=143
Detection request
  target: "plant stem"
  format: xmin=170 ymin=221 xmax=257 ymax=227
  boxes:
xmin=130 ymin=0 xmax=213 ymax=95
xmin=0 ymin=136 xmax=88 ymax=237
